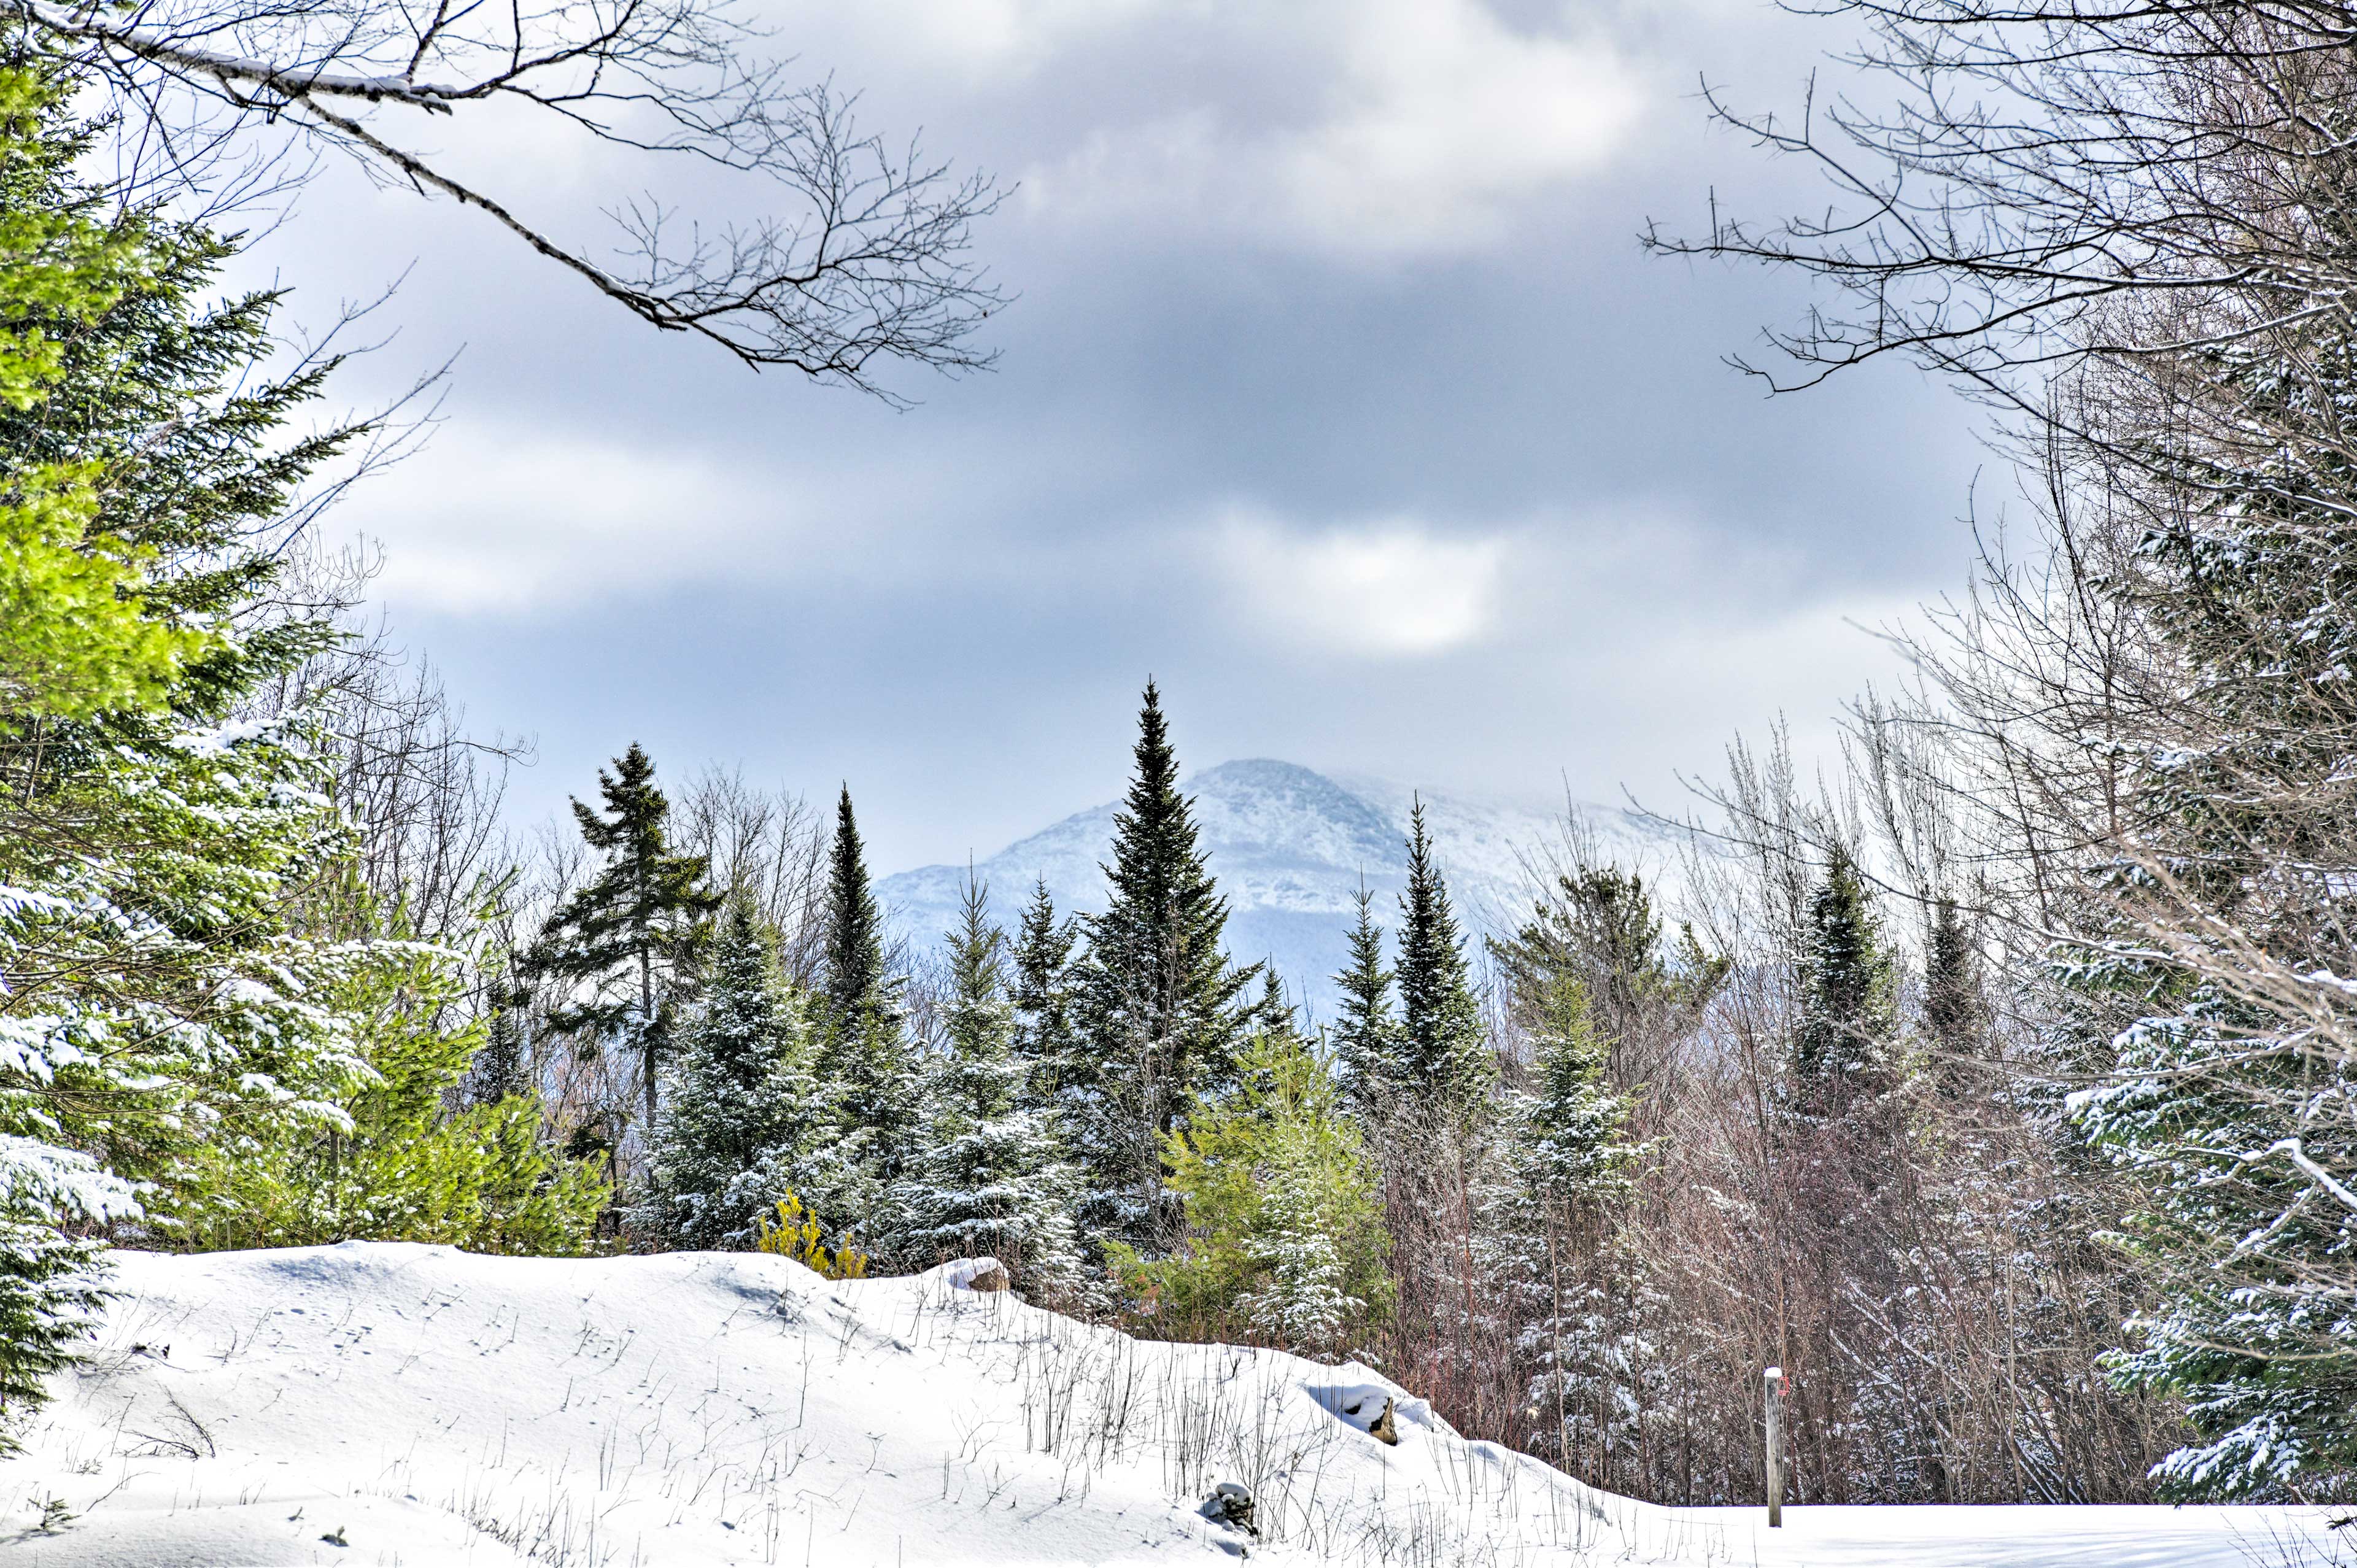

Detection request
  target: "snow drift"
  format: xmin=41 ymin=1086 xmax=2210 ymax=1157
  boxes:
xmin=0 ymin=1245 xmax=2337 ymax=1566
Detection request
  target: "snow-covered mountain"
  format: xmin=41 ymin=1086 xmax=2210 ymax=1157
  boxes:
xmin=879 ymin=759 xmax=1666 ymax=1019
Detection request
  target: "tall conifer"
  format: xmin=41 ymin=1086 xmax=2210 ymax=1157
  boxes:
xmin=822 ymin=784 xmax=887 ymax=1023
xmin=1333 ymin=882 xmax=1398 ymax=1114
xmin=1394 ymin=800 xmax=1490 ymax=1114
xmin=1922 ymin=893 xmax=1981 ymax=1078
xmin=896 ymin=876 xmax=1081 ymax=1281
xmin=527 ymin=744 xmax=717 ymax=1130
xmin=1792 ymin=848 xmax=1896 ymax=1110
xmin=809 ymin=784 xmax=917 ymax=1242
xmin=643 ymin=896 xmax=820 ymax=1249
xmin=1074 ymin=681 xmax=1255 ymax=1251
xmin=1010 ymin=877 xmax=1081 ymax=1114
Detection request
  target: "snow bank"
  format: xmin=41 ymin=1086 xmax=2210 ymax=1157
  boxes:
xmin=0 ymin=1244 xmax=2339 ymax=1566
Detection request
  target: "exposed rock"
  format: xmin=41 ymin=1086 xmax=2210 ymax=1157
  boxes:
xmin=1369 ymin=1396 xmax=1399 ymax=1446
xmin=940 ymin=1257 xmax=1011 ymax=1292
xmin=1202 ymin=1480 xmax=1258 ymax=1537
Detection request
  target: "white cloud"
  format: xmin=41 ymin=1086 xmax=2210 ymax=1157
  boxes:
xmin=1215 ymin=508 xmax=1510 ymax=657
xmin=341 ymin=427 xmax=775 ymax=614
xmin=1020 ymin=0 xmax=1650 ymax=257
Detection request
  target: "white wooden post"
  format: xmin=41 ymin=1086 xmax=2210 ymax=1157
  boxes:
xmin=1763 ymin=1366 xmax=1784 ymax=1528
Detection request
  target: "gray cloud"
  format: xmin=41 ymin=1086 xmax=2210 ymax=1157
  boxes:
xmin=242 ymin=0 xmax=1987 ymax=872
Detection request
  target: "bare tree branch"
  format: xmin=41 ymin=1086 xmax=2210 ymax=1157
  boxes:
xmin=10 ymin=0 xmax=1005 ymax=394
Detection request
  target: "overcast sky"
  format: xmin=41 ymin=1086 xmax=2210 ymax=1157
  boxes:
xmin=244 ymin=0 xmax=1988 ymax=874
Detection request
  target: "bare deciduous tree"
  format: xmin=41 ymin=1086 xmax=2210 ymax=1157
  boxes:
xmin=20 ymin=0 xmax=1005 ymax=392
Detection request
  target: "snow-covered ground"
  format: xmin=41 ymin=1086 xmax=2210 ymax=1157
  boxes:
xmin=0 ymin=1245 xmax=2341 ymax=1567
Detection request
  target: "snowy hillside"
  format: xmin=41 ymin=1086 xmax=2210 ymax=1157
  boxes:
xmin=1 ymin=1245 xmax=2336 ymax=1567
xmin=879 ymin=760 xmax=1668 ymax=1019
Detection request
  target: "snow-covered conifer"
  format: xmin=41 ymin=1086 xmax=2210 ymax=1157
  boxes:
xmin=1394 ymin=802 xmax=1492 ymax=1116
xmin=1332 ymin=882 xmax=1398 ymax=1115
xmin=1072 ymin=681 xmax=1256 ymax=1252
xmin=643 ymin=896 xmax=822 ymax=1249
xmin=1792 ymin=847 xmax=1897 ymax=1111
xmin=893 ymin=877 xmax=1080 ymax=1284
xmin=1009 ymin=876 xmax=1080 ymax=1115
xmin=525 ymin=745 xmax=718 ymax=1130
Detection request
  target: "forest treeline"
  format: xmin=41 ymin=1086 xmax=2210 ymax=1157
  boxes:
xmin=3 ymin=0 xmax=2354 ymax=1520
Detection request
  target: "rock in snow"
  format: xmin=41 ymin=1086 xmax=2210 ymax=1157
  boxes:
xmin=942 ymin=1256 xmax=1010 ymax=1292
xmin=0 ymin=1243 xmax=2338 ymax=1566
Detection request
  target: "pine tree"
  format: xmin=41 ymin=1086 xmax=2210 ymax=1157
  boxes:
xmin=1073 ymin=681 xmax=1256 ymax=1252
xmin=1922 ymin=893 xmax=1982 ymax=1080
xmin=470 ymin=989 xmax=531 ymax=1108
xmin=1009 ymin=876 xmax=1080 ymax=1114
xmin=894 ymin=876 xmax=1081 ymax=1283
xmin=1332 ymin=882 xmax=1398 ymax=1115
xmin=1792 ymin=847 xmax=1896 ymax=1111
xmin=1394 ymin=801 xmax=1491 ymax=1116
xmin=527 ymin=744 xmax=718 ymax=1131
xmin=0 ymin=61 xmax=414 ymax=1428
xmin=822 ymin=784 xmax=887 ymax=1025
xmin=643 ymin=897 xmax=822 ymax=1249
xmin=807 ymin=784 xmax=918 ymax=1246
xmin=1112 ymin=1031 xmax=1390 ymax=1358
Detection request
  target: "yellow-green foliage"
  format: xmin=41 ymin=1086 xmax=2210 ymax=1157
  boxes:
xmin=1113 ymin=1032 xmax=1391 ymax=1356
xmin=0 ymin=64 xmax=209 ymax=720
xmin=168 ymin=906 xmax=610 ymax=1256
xmin=754 ymin=1192 xmax=869 ymax=1280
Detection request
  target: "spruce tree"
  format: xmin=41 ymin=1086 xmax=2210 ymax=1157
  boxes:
xmin=643 ymin=896 xmax=822 ymax=1249
xmin=822 ymin=784 xmax=888 ymax=1024
xmin=895 ymin=876 xmax=1081 ymax=1283
xmin=1393 ymin=801 xmax=1491 ymax=1115
xmin=808 ymin=784 xmax=918 ymax=1245
xmin=1518 ymin=975 xmax=1639 ymax=1210
xmin=527 ymin=744 xmax=718 ymax=1131
xmin=1010 ymin=876 xmax=1082 ymax=1114
xmin=469 ymin=993 xmax=531 ymax=1109
xmin=1252 ymin=970 xmax=1302 ymax=1045
xmin=1073 ymin=680 xmax=1255 ymax=1251
xmin=1482 ymin=968 xmax=1645 ymax=1474
xmin=1922 ymin=893 xmax=1982 ymax=1078
xmin=1332 ymin=882 xmax=1398 ymax=1114
xmin=1792 ymin=847 xmax=1896 ymax=1111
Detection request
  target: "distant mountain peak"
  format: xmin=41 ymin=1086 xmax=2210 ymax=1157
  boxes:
xmin=878 ymin=759 xmax=1658 ymax=1019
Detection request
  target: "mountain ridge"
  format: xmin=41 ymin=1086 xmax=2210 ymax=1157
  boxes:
xmin=878 ymin=759 xmax=1660 ymax=1018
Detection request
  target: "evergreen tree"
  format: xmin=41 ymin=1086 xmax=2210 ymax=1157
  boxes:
xmin=822 ymin=784 xmax=888 ymax=1024
xmin=1074 ymin=681 xmax=1256 ymax=1252
xmin=1792 ymin=848 xmax=1897 ymax=1110
xmin=2058 ymin=321 xmax=2357 ymax=1498
xmin=1517 ymin=975 xmax=1640 ymax=1211
xmin=1251 ymin=970 xmax=1302 ymax=1046
xmin=470 ymin=992 xmax=531 ymax=1109
xmin=1922 ymin=893 xmax=1983 ymax=1084
xmin=1393 ymin=801 xmax=1491 ymax=1115
xmin=1009 ymin=876 xmax=1080 ymax=1114
xmin=895 ymin=876 xmax=1081 ymax=1283
xmin=1332 ymin=882 xmax=1398 ymax=1115
xmin=805 ymin=784 xmax=918 ymax=1246
xmin=643 ymin=896 xmax=823 ymax=1249
xmin=1113 ymin=1030 xmax=1391 ymax=1358
xmin=174 ymin=897 xmax=610 ymax=1256
xmin=1480 ymin=970 xmax=1647 ymax=1475
xmin=527 ymin=744 xmax=718 ymax=1130
xmin=0 ymin=61 xmax=409 ymax=1428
